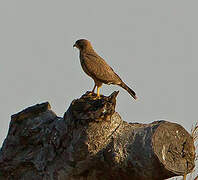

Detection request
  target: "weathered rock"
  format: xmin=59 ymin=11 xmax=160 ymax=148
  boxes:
xmin=0 ymin=92 xmax=195 ymax=180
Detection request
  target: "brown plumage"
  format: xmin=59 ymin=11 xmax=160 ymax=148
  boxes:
xmin=73 ymin=39 xmax=137 ymax=100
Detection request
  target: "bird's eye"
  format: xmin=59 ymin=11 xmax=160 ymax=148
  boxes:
xmin=79 ymin=43 xmax=84 ymax=49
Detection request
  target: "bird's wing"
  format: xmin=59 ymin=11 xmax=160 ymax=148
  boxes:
xmin=82 ymin=53 xmax=122 ymax=84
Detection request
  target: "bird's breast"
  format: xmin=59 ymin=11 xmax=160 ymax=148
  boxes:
xmin=79 ymin=55 xmax=92 ymax=77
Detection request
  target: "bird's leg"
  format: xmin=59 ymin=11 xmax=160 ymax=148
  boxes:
xmin=91 ymin=86 xmax=101 ymax=100
xmin=92 ymin=81 xmax=102 ymax=99
xmin=87 ymin=84 xmax=96 ymax=96
xmin=92 ymin=84 xmax=96 ymax=93
xmin=96 ymin=86 xmax=100 ymax=98
xmin=183 ymin=174 xmax=186 ymax=180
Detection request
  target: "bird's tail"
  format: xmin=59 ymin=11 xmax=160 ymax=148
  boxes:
xmin=119 ymin=82 xmax=138 ymax=100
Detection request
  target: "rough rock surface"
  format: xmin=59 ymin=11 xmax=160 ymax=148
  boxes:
xmin=0 ymin=92 xmax=195 ymax=180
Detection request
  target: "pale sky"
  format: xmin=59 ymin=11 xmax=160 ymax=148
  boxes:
xmin=0 ymin=1 xmax=198 ymax=171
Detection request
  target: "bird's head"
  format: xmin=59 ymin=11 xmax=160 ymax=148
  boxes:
xmin=73 ymin=39 xmax=93 ymax=52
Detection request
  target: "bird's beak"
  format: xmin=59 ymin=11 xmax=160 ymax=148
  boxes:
xmin=73 ymin=44 xmax=77 ymax=48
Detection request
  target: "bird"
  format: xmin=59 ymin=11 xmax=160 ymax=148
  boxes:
xmin=73 ymin=39 xmax=137 ymax=100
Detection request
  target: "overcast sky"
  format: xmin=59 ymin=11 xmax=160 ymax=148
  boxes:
xmin=0 ymin=1 xmax=198 ymax=168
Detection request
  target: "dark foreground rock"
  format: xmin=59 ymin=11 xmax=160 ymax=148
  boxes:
xmin=0 ymin=92 xmax=195 ymax=180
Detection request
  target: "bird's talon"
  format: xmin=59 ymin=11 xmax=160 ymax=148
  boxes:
xmin=87 ymin=92 xmax=93 ymax=96
xmin=92 ymin=96 xmax=101 ymax=100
